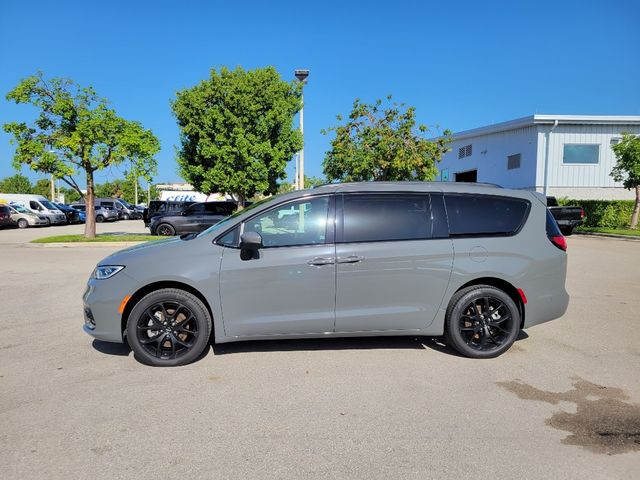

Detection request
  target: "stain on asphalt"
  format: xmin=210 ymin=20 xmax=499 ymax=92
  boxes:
xmin=497 ymin=378 xmax=640 ymax=455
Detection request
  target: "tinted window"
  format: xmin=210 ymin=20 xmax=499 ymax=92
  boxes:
xmin=342 ymin=194 xmax=431 ymax=243
xmin=546 ymin=209 xmax=562 ymax=237
xmin=185 ymin=204 xmax=205 ymax=215
xmin=218 ymin=226 xmax=239 ymax=247
xmin=444 ymin=194 xmax=529 ymax=236
xmin=204 ymin=202 xmax=235 ymax=215
xmin=244 ymin=197 xmax=329 ymax=247
xmin=30 ymin=201 xmax=41 ymax=210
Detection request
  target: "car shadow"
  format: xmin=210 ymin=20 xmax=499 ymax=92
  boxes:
xmin=91 ymin=331 xmax=530 ymax=361
xmin=92 ymin=339 xmax=131 ymax=356
xmin=210 ymin=330 xmax=530 ymax=358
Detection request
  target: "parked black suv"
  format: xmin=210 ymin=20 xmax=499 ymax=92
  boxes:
xmin=53 ymin=202 xmax=81 ymax=224
xmin=149 ymin=201 xmax=238 ymax=236
xmin=143 ymin=200 xmax=195 ymax=227
xmin=0 ymin=205 xmax=12 ymax=229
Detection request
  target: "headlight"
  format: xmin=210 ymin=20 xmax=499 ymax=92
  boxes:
xmin=93 ymin=265 xmax=125 ymax=280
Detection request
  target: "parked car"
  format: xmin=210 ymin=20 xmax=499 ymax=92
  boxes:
xmin=83 ymin=182 xmax=570 ymax=367
xmin=118 ymin=199 xmax=143 ymax=220
xmin=53 ymin=202 xmax=81 ymax=224
xmin=143 ymin=200 xmax=195 ymax=227
xmin=149 ymin=201 xmax=237 ymax=236
xmin=78 ymin=198 xmax=136 ymax=220
xmin=71 ymin=204 xmax=118 ymax=223
xmin=546 ymin=196 xmax=584 ymax=235
xmin=8 ymin=204 xmax=49 ymax=228
xmin=0 ymin=194 xmax=66 ymax=225
xmin=0 ymin=204 xmax=12 ymax=229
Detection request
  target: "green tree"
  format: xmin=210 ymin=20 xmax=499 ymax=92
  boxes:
xmin=304 ymin=175 xmax=325 ymax=188
xmin=3 ymin=72 xmax=160 ymax=237
xmin=0 ymin=174 xmax=32 ymax=193
xmin=59 ymin=186 xmax=81 ymax=203
xmin=171 ymin=66 xmax=302 ymax=208
xmin=32 ymin=178 xmax=51 ymax=198
xmin=611 ymin=133 xmax=640 ymax=229
xmin=322 ymin=96 xmax=451 ymax=182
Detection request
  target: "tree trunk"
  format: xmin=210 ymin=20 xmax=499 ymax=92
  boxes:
xmin=631 ymin=185 xmax=640 ymax=230
xmin=85 ymin=172 xmax=96 ymax=238
xmin=236 ymin=192 xmax=246 ymax=212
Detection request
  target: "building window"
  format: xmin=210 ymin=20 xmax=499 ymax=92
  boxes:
xmin=563 ymin=144 xmax=599 ymax=164
xmin=507 ymin=153 xmax=521 ymax=170
xmin=458 ymin=144 xmax=472 ymax=159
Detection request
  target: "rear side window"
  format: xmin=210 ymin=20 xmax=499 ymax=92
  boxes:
xmin=546 ymin=209 xmax=562 ymax=237
xmin=444 ymin=194 xmax=530 ymax=237
xmin=342 ymin=194 xmax=431 ymax=243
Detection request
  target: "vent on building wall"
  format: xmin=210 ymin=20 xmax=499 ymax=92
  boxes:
xmin=507 ymin=153 xmax=521 ymax=170
xmin=458 ymin=144 xmax=472 ymax=159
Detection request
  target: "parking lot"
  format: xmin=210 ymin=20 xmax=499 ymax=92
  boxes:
xmin=0 ymin=227 xmax=638 ymax=479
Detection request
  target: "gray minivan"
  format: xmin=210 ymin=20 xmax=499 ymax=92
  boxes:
xmin=83 ymin=182 xmax=569 ymax=366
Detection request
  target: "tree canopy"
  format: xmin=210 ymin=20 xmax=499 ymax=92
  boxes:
xmin=322 ymin=96 xmax=451 ymax=182
xmin=171 ymin=66 xmax=303 ymax=205
xmin=3 ymin=72 xmax=159 ymax=237
xmin=611 ymin=133 xmax=640 ymax=229
xmin=0 ymin=174 xmax=32 ymax=194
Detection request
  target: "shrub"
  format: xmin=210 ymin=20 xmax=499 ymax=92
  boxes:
xmin=557 ymin=198 xmax=635 ymax=228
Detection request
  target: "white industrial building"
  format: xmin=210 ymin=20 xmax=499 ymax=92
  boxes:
xmin=437 ymin=115 xmax=640 ymax=199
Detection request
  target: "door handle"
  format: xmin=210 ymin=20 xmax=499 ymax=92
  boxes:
xmin=307 ymin=257 xmax=335 ymax=266
xmin=336 ymin=255 xmax=364 ymax=264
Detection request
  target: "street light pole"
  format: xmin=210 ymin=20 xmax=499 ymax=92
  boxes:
xmin=294 ymin=69 xmax=309 ymax=190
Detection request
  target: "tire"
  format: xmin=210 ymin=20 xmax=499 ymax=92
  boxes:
xmin=126 ymin=288 xmax=212 ymax=367
xmin=560 ymin=226 xmax=573 ymax=236
xmin=17 ymin=218 xmax=29 ymax=229
xmin=444 ymin=285 xmax=520 ymax=359
xmin=156 ymin=223 xmax=176 ymax=236
xmin=123 ymin=214 xmax=130 ymax=220
xmin=96 ymin=215 xmax=104 ymax=223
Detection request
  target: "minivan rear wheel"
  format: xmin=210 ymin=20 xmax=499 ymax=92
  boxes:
xmin=445 ymin=285 xmax=520 ymax=359
xmin=127 ymin=288 xmax=212 ymax=366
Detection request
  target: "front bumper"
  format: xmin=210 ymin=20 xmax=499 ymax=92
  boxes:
xmin=82 ymin=271 xmax=139 ymax=343
xmin=50 ymin=214 xmax=67 ymax=224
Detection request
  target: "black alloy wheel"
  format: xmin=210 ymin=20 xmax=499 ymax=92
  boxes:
xmin=127 ymin=288 xmax=212 ymax=366
xmin=156 ymin=223 xmax=175 ymax=236
xmin=445 ymin=285 xmax=520 ymax=358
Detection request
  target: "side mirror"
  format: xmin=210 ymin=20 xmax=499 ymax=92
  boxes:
xmin=239 ymin=231 xmax=263 ymax=260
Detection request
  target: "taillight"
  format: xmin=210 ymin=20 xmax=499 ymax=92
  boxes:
xmin=580 ymin=208 xmax=585 ymax=219
xmin=550 ymin=235 xmax=567 ymax=251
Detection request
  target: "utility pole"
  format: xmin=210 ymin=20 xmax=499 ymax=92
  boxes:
xmin=50 ymin=174 xmax=55 ymax=201
xmin=134 ymin=177 xmax=138 ymax=205
xmin=294 ymin=69 xmax=309 ymax=190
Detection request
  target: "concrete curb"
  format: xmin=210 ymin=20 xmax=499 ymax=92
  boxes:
xmin=575 ymin=231 xmax=640 ymax=242
xmin=25 ymin=241 xmax=147 ymax=248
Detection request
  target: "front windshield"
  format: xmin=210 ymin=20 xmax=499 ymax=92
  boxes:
xmin=197 ymin=195 xmax=280 ymax=237
xmin=40 ymin=200 xmax=57 ymax=210
xmin=13 ymin=205 xmax=31 ymax=214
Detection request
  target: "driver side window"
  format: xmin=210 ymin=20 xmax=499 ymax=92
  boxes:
xmin=243 ymin=197 xmax=330 ymax=247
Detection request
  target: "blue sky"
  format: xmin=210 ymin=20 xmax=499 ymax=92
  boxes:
xmin=1 ymin=0 xmax=638 ymax=186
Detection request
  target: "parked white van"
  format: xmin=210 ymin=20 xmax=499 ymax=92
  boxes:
xmin=0 ymin=194 xmax=67 ymax=225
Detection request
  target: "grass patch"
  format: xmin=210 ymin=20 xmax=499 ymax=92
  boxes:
xmin=576 ymin=227 xmax=640 ymax=237
xmin=32 ymin=234 xmax=165 ymax=243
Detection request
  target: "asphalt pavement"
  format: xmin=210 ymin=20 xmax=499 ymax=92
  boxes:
xmin=0 ymin=227 xmax=638 ymax=479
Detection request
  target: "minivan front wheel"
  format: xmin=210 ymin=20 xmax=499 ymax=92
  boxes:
xmin=127 ymin=288 xmax=212 ymax=366
xmin=445 ymin=285 xmax=520 ymax=359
